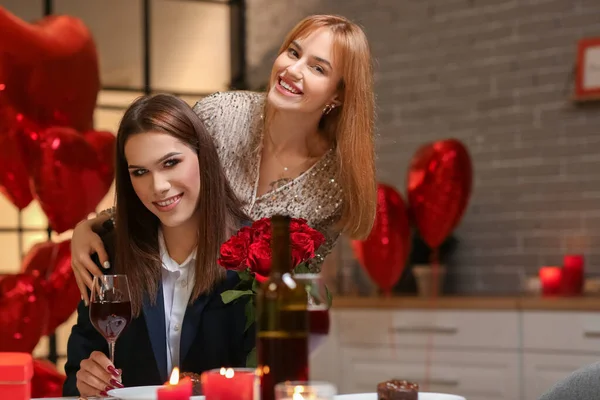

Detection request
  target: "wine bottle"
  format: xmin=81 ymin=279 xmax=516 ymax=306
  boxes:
xmin=257 ymin=215 xmax=309 ymax=400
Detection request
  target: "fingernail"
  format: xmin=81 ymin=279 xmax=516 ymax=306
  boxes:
xmin=107 ymin=365 xmax=121 ymax=377
xmin=100 ymin=390 xmax=108 ymax=396
xmin=110 ymin=379 xmax=124 ymax=388
xmin=103 ymin=261 xmax=110 ymax=269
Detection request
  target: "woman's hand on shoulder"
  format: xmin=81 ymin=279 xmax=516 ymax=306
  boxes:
xmin=71 ymin=218 xmax=110 ymax=305
xmin=76 ymin=351 xmax=123 ymax=397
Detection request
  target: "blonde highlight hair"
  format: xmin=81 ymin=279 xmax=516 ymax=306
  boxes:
xmin=267 ymin=14 xmax=376 ymax=239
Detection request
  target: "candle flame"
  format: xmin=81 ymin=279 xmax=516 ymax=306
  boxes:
xmin=169 ymin=367 xmax=180 ymax=385
xmin=292 ymin=385 xmax=305 ymax=400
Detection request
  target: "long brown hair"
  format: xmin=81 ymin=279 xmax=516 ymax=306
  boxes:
xmin=266 ymin=14 xmax=377 ymax=239
xmin=113 ymin=94 xmax=247 ymax=316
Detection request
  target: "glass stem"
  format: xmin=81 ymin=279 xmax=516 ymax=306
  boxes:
xmin=108 ymin=340 xmax=116 ymax=364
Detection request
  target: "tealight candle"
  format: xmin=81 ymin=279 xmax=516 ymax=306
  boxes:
xmin=157 ymin=367 xmax=192 ymax=400
xmin=274 ymin=381 xmax=337 ymax=400
xmin=201 ymin=367 xmax=256 ymax=400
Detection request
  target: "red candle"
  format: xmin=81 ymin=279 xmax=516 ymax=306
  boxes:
xmin=157 ymin=368 xmax=192 ymax=400
xmin=539 ymin=266 xmax=562 ymax=296
xmin=561 ymin=255 xmax=584 ymax=296
xmin=201 ymin=368 xmax=256 ymax=400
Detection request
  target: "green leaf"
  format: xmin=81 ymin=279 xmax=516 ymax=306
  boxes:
xmin=293 ymin=262 xmax=311 ymax=274
xmin=246 ymin=346 xmax=257 ymax=368
xmin=244 ymin=298 xmax=256 ymax=332
xmin=325 ymin=285 xmax=333 ymax=308
xmin=251 ymin=277 xmax=261 ymax=293
xmin=220 ymin=289 xmax=253 ymax=304
xmin=238 ymin=269 xmax=252 ymax=281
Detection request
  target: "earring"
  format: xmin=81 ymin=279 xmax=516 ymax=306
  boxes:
xmin=323 ymin=104 xmax=335 ymax=115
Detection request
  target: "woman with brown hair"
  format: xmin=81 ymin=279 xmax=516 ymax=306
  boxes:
xmin=63 ymin=94 xmax=253 ymax=398
xmin=70 ymin=14 xmax=377 ymax=304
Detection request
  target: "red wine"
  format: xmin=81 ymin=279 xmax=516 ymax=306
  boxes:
xmin=258 ymin=333 xmax=308 ymax=398
xmin=257 ymin=216 xmax=309 ymax=400
xmin=90 ymin=301 xmax=132 ymax=341
xmin=309 ymin=309 xmax=330 ymax=335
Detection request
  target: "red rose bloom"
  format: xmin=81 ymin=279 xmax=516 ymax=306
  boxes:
xmin=247 ymin=238 xmax=271 ymax=282
xmin=217 ymin=226 xmax=252 ymax=270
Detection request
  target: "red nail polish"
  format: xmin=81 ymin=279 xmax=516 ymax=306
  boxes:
xmin=100 ymin=390 xmax=108 ymax=396
xmin=110 ymin=379 xmax=124 ymax=388
xmin=107 ymin=365 xmax=121 ymax=377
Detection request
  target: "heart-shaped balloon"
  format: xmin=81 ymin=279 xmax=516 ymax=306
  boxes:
xmin=0 ymin=106 xmax=33 ymax=209
xmin=351 ymin=183 xmax=412 ymax=295
xmin=0 ymin=8 xmax=99 ymax=131
xmin=22 ymin=239 xmax=78 ymax=333
xmin=31 ymin=359 xmax=66 ymax=398
xmin=17 ymin=125 xmax=115 ymax=233
xmin=407 ymin=139 xmax=473 ymax=249
xmin=0 ymin=273 xmax=49 ymax=353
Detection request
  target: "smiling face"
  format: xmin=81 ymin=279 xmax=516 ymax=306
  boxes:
xmin=125 ymin=131 xmax=201 ymax=229
xmin=267 ymin=27 xmax=343 ymax=115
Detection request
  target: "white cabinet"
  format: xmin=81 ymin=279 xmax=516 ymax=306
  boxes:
xmin=308 ymin=308 xmax=600 ymax=400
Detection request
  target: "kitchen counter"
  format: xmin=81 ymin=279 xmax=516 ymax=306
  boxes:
xmin=332 ymin=295 xmax=600 ymax=311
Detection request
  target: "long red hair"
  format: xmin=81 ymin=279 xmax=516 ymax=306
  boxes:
xmin=266 ymin=14 xmax=376 ymax=239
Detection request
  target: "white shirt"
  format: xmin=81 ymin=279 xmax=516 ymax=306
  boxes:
xmin=158 ymin=230 xmax=196 ymax=374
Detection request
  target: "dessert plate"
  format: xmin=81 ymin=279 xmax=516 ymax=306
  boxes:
xmin=334 ymin=393 xmax=466 ymax=400
xmin=107 ymin=385 xmax=204 ymax=399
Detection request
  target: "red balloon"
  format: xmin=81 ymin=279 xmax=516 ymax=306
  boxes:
xmin=31 ymin=359 xmax=66 ymax=399
xmin=351 ymin=184 xmax=411 ymax=295
xmin=0 ymin=9 xmax=99 ymax=131
xmin=0 ymin=107 xmax=34 ymax=209
xmin=0 ymin=274 xmax=49 ymax=353
xmin=22 ymin=240 xmax=78 ymax=334
xmin=17 ymin=125 xmax=115 ymax=233
xmin=407 ymin=139 xmax=473 ymax=249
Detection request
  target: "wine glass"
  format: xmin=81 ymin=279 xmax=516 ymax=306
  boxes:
xmin=89 ymin=275 xmax=132 ymax=364
xmin=293 ymin=273 xmax=331 ymax=354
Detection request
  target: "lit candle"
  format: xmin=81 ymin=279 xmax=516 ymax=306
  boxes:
xmin=561 ymin=255 xmax=584 ymax=296
xmin=157 ymin=367 xmax=192 ymax=400
xmin=539 ymin=266 xmax=562 ymax=296
xmin=274 ymin=381 xmax=337 ymax=400
xmin=201 ymin=367 xmax=256 ymax=400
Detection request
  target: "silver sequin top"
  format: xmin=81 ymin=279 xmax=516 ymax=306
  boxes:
xmin=192 ymin=91 xmax=343 ymax=269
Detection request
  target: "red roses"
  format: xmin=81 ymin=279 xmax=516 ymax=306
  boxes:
xmin=218 ymin=217 xmax=326 ymax=282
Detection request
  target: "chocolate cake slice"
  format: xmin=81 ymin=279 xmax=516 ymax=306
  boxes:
xmin=377 ymin=379 xmax=419 ymax=400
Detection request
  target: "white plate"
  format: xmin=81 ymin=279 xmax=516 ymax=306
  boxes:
xmin=334 ymin=393 xmax=466 ymax=400
xmin=107 ymin=385 xmax=205 ymax=400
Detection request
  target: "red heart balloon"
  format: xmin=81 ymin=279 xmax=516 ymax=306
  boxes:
xmin=0 ymin=107 xmax=33 ymax=209
xmin=31 ymin=359 xmax=66 ymax=399
xmin=0 ymin=9 xmax=99 ymax=131
xmin=351 ymin=183 xmax=412 ymax=295
xmin=17 ymin=125 xmax=115 ymax=233
xmin=22 ymin=239 xmax=78 ymax=334
xmin=0 ymin=273 xmax=49 ymax=353
xmin=407 ymin=139 xmax=473 ymax=249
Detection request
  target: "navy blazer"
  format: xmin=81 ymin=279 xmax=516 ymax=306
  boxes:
xmin=63 ymin=229 xmax=255 ymax=396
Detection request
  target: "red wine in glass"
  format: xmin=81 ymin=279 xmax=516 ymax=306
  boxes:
xmin=308 ymin=307 xmax=330 ymax=352
xmin=90 ymin=301 xmax=132 ymax=341
xmin=89 ymin=275 xmax=132 ymax=364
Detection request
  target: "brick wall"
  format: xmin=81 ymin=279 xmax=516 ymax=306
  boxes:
xmin=246 ymin=0 xmax=600 ymax=294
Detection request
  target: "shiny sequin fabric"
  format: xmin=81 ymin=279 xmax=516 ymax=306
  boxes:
xmin=193 ymin=91 xmax=343 ymax=269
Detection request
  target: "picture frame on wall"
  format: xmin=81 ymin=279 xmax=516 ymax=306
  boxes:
xmin=574 ymin=37 xmax=600 ymax=101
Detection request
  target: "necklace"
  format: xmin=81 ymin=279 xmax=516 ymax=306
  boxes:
xmin=266 ymin=130 xmax=317 ymax=175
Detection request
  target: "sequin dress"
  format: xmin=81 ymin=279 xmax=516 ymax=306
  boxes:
xmin=193 ymin=91 xmax=343 ymax=269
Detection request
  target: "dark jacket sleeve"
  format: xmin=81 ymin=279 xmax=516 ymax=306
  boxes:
xmin=62 ymin=299 xmax=109 ymax=396
xmin=62 ymin=229 xmax=115 ymax=396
